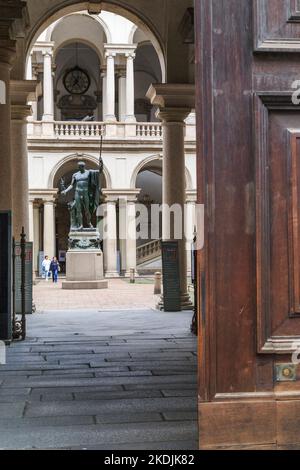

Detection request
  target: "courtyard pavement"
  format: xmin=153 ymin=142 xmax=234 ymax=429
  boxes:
xmin=33 ymin=278 xmax=158 ymax=311
xmin=0 ymin=303 xmax=198 ymax=450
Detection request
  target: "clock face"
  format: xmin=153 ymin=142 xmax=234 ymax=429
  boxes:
xmin=63 ymin=67 xmax=90 ymax=95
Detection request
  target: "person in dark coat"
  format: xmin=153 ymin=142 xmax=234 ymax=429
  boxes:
xmin=50 ymin=257 xmax=60 ymax=283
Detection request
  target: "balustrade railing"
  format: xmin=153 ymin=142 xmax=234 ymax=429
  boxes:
xmin=28 ymin=121 xmax=195 ymax=141
xmin=137 ymin=239 xmax=162 ymax=265
xmin=54 ymin=122 xmax=105 ymax=137
xmin=136 ymin=123 xmax=163 ymax=138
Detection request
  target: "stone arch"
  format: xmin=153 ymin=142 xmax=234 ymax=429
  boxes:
xmin=0 ymin=80 xmax=6 ymax=104
xmin=185 ymin=166 xmax=193 ymax=191
xmin=128 ymin=24 xmax=138 ymax=44
xmin=48 ymin=153 xmax=112 ymax=190
xmin=26 ymin=1 xmax=166 ymax=83
xmin=130 ymin=154 xmax=162 ymax=189
xmin=53 ymin=38 xmax=103 ymax=65
xmin=130 ymin=154 xmax=193 ymax=190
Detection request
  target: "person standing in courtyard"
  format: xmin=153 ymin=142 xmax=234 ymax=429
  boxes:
xmin=42 ymin=255 xmax=51 ymax=281
xmin=50 ymin=257 xmax=60 ymax=283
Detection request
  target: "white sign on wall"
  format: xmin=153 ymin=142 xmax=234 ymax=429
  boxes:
xmin=0 ymin=81 xmax=6 ymax=104
xmin=0 ymin=341 xmax=6 ymax=365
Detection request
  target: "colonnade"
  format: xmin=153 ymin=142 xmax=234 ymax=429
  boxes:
xmin=30 ymin=43 xmax=137 ymax=123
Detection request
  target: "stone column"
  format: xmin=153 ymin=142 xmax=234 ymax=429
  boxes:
xmin=28 ymin=199 xmax=34 ymax=242
xmin=160 ymin=109 xmax=192 ymax=308
xmin=125 ymin=52 xmax=136 ymax=123
xmin=11 ymin=80 xmax=38 ymax=238
xmin=118 ymin=68 xmax=126 ymax=122
xmin=118 ymin=198 xmax=127 ymax=274
xmin=105 ymin=52 xmax=116 ymax=122
xmin=100 ymin=66 xmax=107 ymax=120
xmin=0 ymin=42 xmax=16 ymax=213
xmin=185 ymin=191 xmax=197 ymax=276
xmin=33 ymin=203 xmax=40 ymax=274
xmin=26 ymin=54 xmax=38 ymax=120
xmin=43 ymin=199 xmax=56 ymax=258
xmin=103 ymin=192 xmax=119 ymax=277
xmin=147 ymin=84 xmax=195 ymax=309
xmin=125 ymin=196 xmax=138 ymax=277
xmin=42 ymin=50 xmax=54 ymax=121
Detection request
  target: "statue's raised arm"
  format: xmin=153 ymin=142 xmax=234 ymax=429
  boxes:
xmin=61 ymin=175 xmax=76 ymax=197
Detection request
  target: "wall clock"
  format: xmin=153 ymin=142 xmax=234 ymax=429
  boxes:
xmin=63 ymin=66 xmax=90 ymax=95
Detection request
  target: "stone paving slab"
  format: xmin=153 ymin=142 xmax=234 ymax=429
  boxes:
xmin=25 ymin=397 xmax=197 ymax=417
xmin=0 ymin=416 xmax=95 ymax=427
xmin=72 ymin=390 xmax=164 ymax=401
xmin=0 ymin=403 xmax=25 ymax=418
xmin=95 ymin=412 xmax=163 ymax=424
xmin=1 ymin=374 xmax=197 ymax=388
xmin=42 ymin=366 xmax=129 ymax=375
xmin=0 ymin=364 xmax=91 ymax=372
xmin=161 ymin=389 xmax=198 ymax=397
xmin=63 ymin=440 xmax=198 ymax=451
xmin=162 ymin=411 xmax=198 ymax=421
xmin=0 ymin=421 xmax=198 ymax=450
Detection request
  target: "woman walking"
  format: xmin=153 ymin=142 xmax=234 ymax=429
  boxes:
xmin=50 ymin=257 xmax=60 ymax=283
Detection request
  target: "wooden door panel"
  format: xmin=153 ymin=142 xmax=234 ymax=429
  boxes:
xmin=254 ymin=0 xmax=300 ymax=51
xmin=256 ymin=93 xmax=300 ymax=352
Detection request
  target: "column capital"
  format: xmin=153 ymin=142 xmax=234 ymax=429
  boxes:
xmin=11 ymin=80 xmax=40 ymax=120
xmin=105 ymin=51 xmax=116 ymax=59
xmin=0 ymin=1 xmax=28 ymax=40
xmin=103 ymin=189 xmax=141 ymax=203
xmin=42 ymin=50 xmax=53 ymax=58
xmin=156 ymin=107 xmax=191 ymax=123
xmin=11 ymin=79 xmax=40 ymax=104
xmin=30 ymin=189 xmax=57 ymax=203
xmin=11 ymin=104 xmax=32 ymax=120
xmin=104 ymin=44 xmax=137 ymax=57
xmin=186 ymin=190 xmax=197 ymax=203
xmin=32 ymin=42 xmax=54 ymax=56
xmin=43 ymin=198 xmax=56 ymax=206
xmin=147 ymin=83 xmax=195 ymax=111
xmin=121 ymin=190 xmax=141 ymax=203
xmin=0 ymin=40 xmax=16 ymax=67
xmin=125 ymin=52 xmax=136 ymax=60
xmin=100 ymin=65 xmax=107 ymax=76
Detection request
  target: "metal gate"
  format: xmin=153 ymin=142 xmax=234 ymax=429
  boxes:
xmin=12 ymin=228 xmax=33 ymax=341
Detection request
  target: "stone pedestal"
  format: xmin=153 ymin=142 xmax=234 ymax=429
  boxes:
xmin=62 ymin=230 xmax=108 ymax=290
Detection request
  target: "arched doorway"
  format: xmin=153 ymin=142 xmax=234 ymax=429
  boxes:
xmin=135 ymin=157 xmax=163 ymax=274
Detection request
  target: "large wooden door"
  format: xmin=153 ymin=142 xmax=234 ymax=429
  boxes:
xmin=195 ymin=0 xmax=300 ymax=449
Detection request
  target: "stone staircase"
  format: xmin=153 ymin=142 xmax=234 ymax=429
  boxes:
xmin=137 ymin=239 xmax=162 ymax=274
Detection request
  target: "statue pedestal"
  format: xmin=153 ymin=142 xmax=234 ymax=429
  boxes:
xmin=62 ymin=230 xmax=108 ymax=290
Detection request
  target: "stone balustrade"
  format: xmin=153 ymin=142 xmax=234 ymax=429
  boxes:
xmin=27 ymin=120 xmax=196 ymax=141
xmin=137 ymin=239 xmax=162 ymax=265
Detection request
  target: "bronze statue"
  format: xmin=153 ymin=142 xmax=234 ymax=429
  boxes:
xmin=61 ymin=158 xmax=103 ymax=231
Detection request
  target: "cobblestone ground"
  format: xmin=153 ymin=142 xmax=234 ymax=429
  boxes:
xmin=33 ymin=278 xmax=158 ymax=311
xmin=0 ymin=307 xmax=198 ymax=450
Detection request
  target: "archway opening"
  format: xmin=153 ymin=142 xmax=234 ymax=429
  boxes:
xmin=55 ymin=42 xmax=101 ymax=121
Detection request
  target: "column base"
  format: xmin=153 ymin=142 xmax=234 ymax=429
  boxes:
xmin=156 ymin=293 xmax=193 ymax=311
xmin=105 ymin=271 xmax=119 ymax=278
xmin=124 ymin=269 xmax=139 ymax=278
xmin=42 ymin=114 xmax=54 ymax=121
xmin=105 ymin=114 xmax=117 ymax=122
xmin=125 ymin=115 xmax=137 ymax=123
